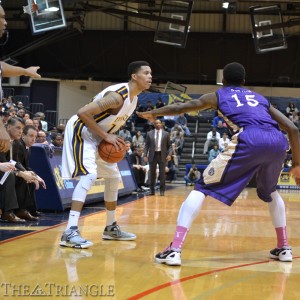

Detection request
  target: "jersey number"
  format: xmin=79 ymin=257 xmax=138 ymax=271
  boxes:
xmin=232 ymin=94 xmax=259 ymax=107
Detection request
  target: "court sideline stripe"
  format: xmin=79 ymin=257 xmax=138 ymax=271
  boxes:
xmin=127 ymin=258 xmax=299 ymax=300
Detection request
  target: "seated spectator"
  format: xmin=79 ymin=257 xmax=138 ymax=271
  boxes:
xmin=184 ymin=165 xmax=200 ymax=186
xmin=17 ymin=108 xmax=25 ymax=119
xmin=219 ymin=132 xmax=230 ymax=151
xmin=172 ymin=131 xmax=184 ymax=156
xmin=23 ymin=113 xmax=31 ymax=121
xmin=1 ymin=111 xmax=10 ymax=125
xmin=164 ymin=115 xmax=176 ymax=129
xmin=216 ymin=120 xmax=228 ymax=137
xmin=132 ymin=130 xmax=144 ymax=148
xmin=145 ymin=100 xmax=154 ymax=111
xmin=170 ymin=123 xmax=184 ymax=139
xmin=50 ymin=133 xmax=63 ymax=149
xmin=5 ymin=95 xmax=16 ymax=111
xmin=203 ymin=127 xmax=220 ymax=154
xmin=212 ymin=113 xmax=225 ymax=128
xmin=175 ymin=113 xmax=191 ymax=136
xmin=32 ymin=117 xmax=42 ymax=131
xmin=36 ymin=130 xmax=49 ymax=144
xmin=35 ymin=112 xmax=48 ymax=132
xmin=125 ymin=140 xmax=133 ymax=155
xmin=8 ymin=108 xmax=16 ymax=118
xmin=25 ymin=119 xmax=34 ymax=126
xmin=16 ymin=101 xmax=24 ymax=111
xmin=286 ymin=102 xmax=298 ymax=119
xmin=57 ymin=123 xmax=66 ymax=134
xmin=166 ymin=143 xmax=179 ymax=182
xmin=129 ymin=146 xmax=149 ymax=192
xmin=155 ymin=97 xmax=165 ymax=120
xmin=155 ymin=97 xmax=165 ymax=109
xmin=119 ymin=127 xmax=132 ymax=141
xmin=208 ymin=144 xmax=221 ymax=163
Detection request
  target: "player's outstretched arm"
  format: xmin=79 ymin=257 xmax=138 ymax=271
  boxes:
xmin=0 ymin=62 xmax=41 ymax=78
xmin=137 ymin=93 xmax=217 ymax=121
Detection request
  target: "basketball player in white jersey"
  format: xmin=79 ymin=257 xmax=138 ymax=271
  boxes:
xmin=0 ymin=4 xmax=41 ymax=153
xmin=60 ymin=61 xmax=152 ymax=248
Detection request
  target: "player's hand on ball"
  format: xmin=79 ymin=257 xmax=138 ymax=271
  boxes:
xmin=104 ymin=134 xmax=125 ymax=151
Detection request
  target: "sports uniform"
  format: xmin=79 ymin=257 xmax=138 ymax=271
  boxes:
xmin=62 ymin=83 xmax=137 ymax=180
xmin=195 ymin=86 xmax=288 ymax=205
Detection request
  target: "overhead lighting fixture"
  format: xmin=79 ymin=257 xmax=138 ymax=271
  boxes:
xmin=222 ymin=2 xmax=229 ymax=9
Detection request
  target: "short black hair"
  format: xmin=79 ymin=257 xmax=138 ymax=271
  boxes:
xmin=23 ymin=125 xmax=37 ymax=135
xmin=223 ymin=62 xmax=245 ymax=86
xmin=7 ymin=116 xmax=25 ymax=126
xmin=128 ymin=61 xmax=150 ymax=79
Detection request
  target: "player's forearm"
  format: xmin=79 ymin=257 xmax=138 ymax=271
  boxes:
xmin=77 ymin=111 xmax=108 ymax=140
xmin=1 ymin=62 xmax=28 ymax=77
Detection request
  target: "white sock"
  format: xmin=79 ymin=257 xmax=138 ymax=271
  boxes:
xmin=106 ymin=210 xmax=116 ymax=226
xmin=66 ymin=210 xmax=80 ymax=230
xmin=177 ymin=190 xmax=206 ymax=229
xmin=268 ymin=191 xmax=286 ymax=228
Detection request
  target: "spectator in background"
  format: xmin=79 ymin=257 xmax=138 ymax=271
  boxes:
xmin=50 ymin=133 xmax=63 ymax=149
xmin=216 ymin=120 xmax=228 ymax=137
xmin=8 ymin=108 xmax=16 ymax=118
xmin=208 ymin=144 xmax=221 ymax=163
xmin=155 ymin=97 xmax=165 ymax=109
xmin=175 ymin=113 xmax=191 ymax=136
xmin=5 ymin=95 xmax=16 ymax=111
xmin=132 ymin=130 xmax=144 ymax=148
xmin=125 ymin=140 xmax=133 ymax=155
xmin=170 ymin=123 xmax=184 ymax=139
xmin=172 ymin=131 xmax=184 ymax=156
xmin=155 ymin=97 xmax=165 ymax=121
xmin=32 ymin=117 xmax=42 ymax=131
xmin=36 ymin=112 xmax=48 ymax=132
xmin=25 ymin=119 xmax=34 ymax=126
xmin=146 ymin=100 xmax=154 ymax=111
xmin=166 ymin=143 xmax=179 ymax=183
xmin=219 ymin=132 xmax=230 ymax=151
xmin=212 ymin=113 xmax=225 ymax=128
xmin=203 ymin=127 xmax=220 ymax=154
xmin=286 ymin=102 xmax=298 ymax=119
xmin=36 ymin=130 xmax=49 ymax=144
xmin=17 ymin=108 xmax=25 ymax=119
xmin=119 ymin=127 xmax=132 ymax=142
xmin=23 ymin=113 xmax=30 ymax=121
xmin=129 ymin=146 xmax=149 ymax=192
xmin=16 ymin=101 xmax=24 ymax=111
xmin=184 ymin=165 xmax=200 ymax=186
xmin=1 ymin=111 xmax=9 ymax=125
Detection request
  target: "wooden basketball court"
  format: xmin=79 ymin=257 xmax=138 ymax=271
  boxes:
xmin=0 ymin=185 xmax=299 ymax=299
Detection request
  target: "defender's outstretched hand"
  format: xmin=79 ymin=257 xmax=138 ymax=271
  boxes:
xmin=136 ymin=111 xmax=155 ymax=123
xmin=25 ymin=66 xmax=41 ymax=78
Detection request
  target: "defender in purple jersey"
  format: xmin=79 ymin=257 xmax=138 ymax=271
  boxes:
xmin=137 ymin=62 xmax=300 ymax=265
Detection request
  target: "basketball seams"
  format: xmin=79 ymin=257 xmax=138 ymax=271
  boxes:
xmin=98 ymin=140 xmax=126 ymax=163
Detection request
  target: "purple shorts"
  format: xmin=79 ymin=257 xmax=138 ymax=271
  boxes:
xmin=195 ymin=126 xmax=288 ymax=206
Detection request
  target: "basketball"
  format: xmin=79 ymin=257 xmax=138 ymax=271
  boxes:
xmin=98 ymin=140 xmax=126 ymax=163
